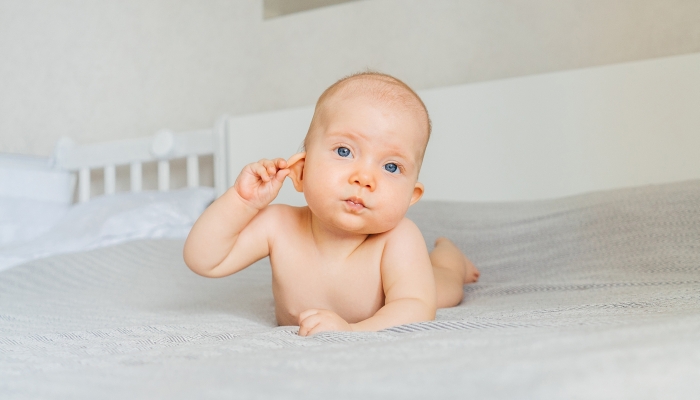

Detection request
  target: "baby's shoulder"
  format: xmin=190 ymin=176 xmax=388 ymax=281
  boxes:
xmin=376 ymin=217 xmax=431 ymax=273
xmin=377 ymin=217 xmax=425 ymax=246
xmin=256 ymin=204 xmax=308 ymax=231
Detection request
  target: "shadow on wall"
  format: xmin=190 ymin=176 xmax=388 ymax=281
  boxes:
xmin=263 ymin=0 xmax=360 ymax=19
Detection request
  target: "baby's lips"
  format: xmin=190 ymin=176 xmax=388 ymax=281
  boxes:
xmin=345 ymin=196 xmax=366 ymax=207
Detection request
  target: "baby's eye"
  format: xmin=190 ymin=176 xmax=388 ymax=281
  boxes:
xmin=336 ymin=147 xmax=351 ymax=157
xmin=384 ymin=163 xmax=399 ymax=174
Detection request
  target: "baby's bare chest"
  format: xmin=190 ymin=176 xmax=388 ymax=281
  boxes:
xmin=269 ymin=240 xmax=385 ymax=325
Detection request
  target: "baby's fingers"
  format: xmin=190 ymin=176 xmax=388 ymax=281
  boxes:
xmin=274 ymin=168 xmax=291 ymax=182
xmin=307 ymin=323 xmax=330 ymax=336
xmin=298 ymin=315 xmax=321 ymax=336
xmin=260 ymin=159 xmax=279 ymax=180
xmin=299 ymin=309 xmax=319 ymax=322
xmin=274 ymin=158 xmax=287 ymax=170
xmin=259 ymin=158 xmax=288 ymax=182
xmin=252 ymin=162 xmax=271 ymax=182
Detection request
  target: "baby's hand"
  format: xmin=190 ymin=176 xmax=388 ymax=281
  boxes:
xmin=298 ymin=309 xmax=352 ymax=336
xmin=233 ymin=158 xmax=290 ymax=210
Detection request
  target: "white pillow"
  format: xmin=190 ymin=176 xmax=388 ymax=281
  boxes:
xmin=0 ymin=153 xmax=74 ymax=203
xmin=0 ymin=198 xmax=69 ymax=247
xmin=0 ymin=187 xmax=216 ymax=271
xmin=0 ymin=153 xmax=75 ymax=247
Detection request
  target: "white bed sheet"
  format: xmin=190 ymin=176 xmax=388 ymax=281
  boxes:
xmin=0 ymin=187 xmax=214 ymax=272
xmin=1 ymin=180 xmax=699 ymax=398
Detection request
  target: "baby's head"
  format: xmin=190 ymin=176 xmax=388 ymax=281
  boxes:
xmin=287 ymin=72 xmax=431 ymax=234
xmin=303 ymin=72 xmax=432 ymax=163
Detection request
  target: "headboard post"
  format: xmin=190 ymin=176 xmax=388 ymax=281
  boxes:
xmin=130 ymin=162 xmax=142 ymax=192
xmin=213 ymin=115 xmax=230 ymax=197
xmin=78 ymin=168 xmax=90 ymax=202
xmin=104 ymin=165 xmax=116 ymax=195
xmin=52 ymin=124 xmax=225 ymax=203
xmin=186 ymin=155 xmax=199 ymax=188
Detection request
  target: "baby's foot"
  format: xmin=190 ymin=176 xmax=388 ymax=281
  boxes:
xmin=434 ymin=237 xmax=480 ymax=284
xmin=463 ymin=254 xmax=480 ymax=284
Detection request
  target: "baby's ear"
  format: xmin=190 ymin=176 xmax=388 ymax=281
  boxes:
xmin=286 ymin=152 xmax=306 ymax=192
xmin=409 ymin=182 xmax=424 ymax=206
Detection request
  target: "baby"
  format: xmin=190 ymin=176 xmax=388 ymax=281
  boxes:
xmin=183 ymin=72 xmax=479 ymax=336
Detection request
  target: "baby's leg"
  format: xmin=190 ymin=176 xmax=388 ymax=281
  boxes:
xmin=430 ymin=237 xmax=480 ymax=308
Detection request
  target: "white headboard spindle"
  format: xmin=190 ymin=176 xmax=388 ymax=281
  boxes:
xmin=52 ymin=118 xmax=229 ymax=203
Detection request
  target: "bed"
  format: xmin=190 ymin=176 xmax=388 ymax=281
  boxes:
xmin=2 ymin=54 xmax=700 ymax=398
xmin=0 ymin=124 xmax=227 ymax=272
xmin=1 ymin=180 xmax=699 ymax=398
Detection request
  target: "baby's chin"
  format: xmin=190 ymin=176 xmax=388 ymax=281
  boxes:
xmin=320 ymin=211 xmax=402 ymax=235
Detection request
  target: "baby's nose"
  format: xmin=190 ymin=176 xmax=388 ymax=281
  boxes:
xmin=350 ymin=168 xmax=375 ymax=191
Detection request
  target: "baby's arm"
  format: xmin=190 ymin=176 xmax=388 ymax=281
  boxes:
xmin=352 ymin=219 xmax=437 ymax=331
xmin=298 ymin=219 xmax=437 ymax=335
xmin=183 ymin=158 xmax=290 ymax=278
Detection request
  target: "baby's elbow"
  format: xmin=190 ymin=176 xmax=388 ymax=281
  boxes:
xmin=407 ymin=297 xmax=437 ymax=323
xmin=418 ymin=295 xmax=438 ymax=321
xmin=182 ymin=237 xmax=199 ymax=269
xmin=184 ymin=254 xmax=236 ymax=279
xmin=185 ymin=262 xmax=223 ymax=279
xmin=183 ymin=256 xmax=204 ymax=277
xmin=182 ymin=247 xmax=216 ymax=278
xmin=409 ymin=305 xmax=435 ymax=325
xmin=182 ymin=245 xmax=200 ymax=272
xmin=421 ymin=293 xmax=437 ymax=320
xmin=423 ymin=303 xmax=437 ymax=321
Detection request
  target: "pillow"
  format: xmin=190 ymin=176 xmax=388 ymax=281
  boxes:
xmin=0 ymin=153 xmax=75 ymax=247
xmin=0 ymin=198 xmax=69 ymax=247
xmin=0 ymin=187 xmax=216 ymax=271
xmin=0 ymin=153 xmax=74 ymax=203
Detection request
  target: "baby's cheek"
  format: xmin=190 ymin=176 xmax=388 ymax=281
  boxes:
xmin=377 ymin=203 xmax=409 ymax=230
xmin=301 ymin=176 xmax=331 ymax=207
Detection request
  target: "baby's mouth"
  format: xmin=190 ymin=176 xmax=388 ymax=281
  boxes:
xmin=344 ymin=197 xmax=366 ymax=211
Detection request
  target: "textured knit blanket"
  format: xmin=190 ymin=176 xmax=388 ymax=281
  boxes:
xmin=1 ymin=180 xmax=699 ymax=399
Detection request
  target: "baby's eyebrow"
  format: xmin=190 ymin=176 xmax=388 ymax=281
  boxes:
xmin=325 ymin=131 xmax=374 ymax=148
xmin=385 ymin=149 xmax=416 ymax=167
xmin=326 ymin=131 xmax=363 ymax=141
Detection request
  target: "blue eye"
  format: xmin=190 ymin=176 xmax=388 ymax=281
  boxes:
xmin=384 ymin=163 xmax=398 ymax=173
xmin=337 ymin=147 xmax=351 ymax=157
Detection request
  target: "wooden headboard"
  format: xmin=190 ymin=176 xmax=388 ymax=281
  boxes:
xmin=53 ymin=118 xmax=229 ymax=202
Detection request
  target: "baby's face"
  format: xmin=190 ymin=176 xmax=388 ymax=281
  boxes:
xmin=301 ymin=93 xmax=427 ymax=235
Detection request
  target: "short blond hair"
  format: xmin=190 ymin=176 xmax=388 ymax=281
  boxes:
xmin=303 ymin=72 xmax=432 ymax=157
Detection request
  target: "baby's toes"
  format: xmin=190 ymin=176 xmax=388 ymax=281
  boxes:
xmin=463 ymin=256 xmax=480 ymax=284
xmin=464 ymin=270 xmax=479 ymax=284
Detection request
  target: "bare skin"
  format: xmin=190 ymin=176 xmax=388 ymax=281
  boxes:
xmin=431 ymin=237 xmax=480 ymax=308
xmin=183 ymin=75 xmax=479 ymax=336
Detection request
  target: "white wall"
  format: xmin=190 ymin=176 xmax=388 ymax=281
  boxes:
xmin=1 ymin=0 xmax=699 ymax=157
xmin=227 ymin=53 xmax=700 ymax=204
xmin=419 ymin=53 xmax=700 ymax=202
xmin=227 ymin=107 xmax=313 ymax=206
